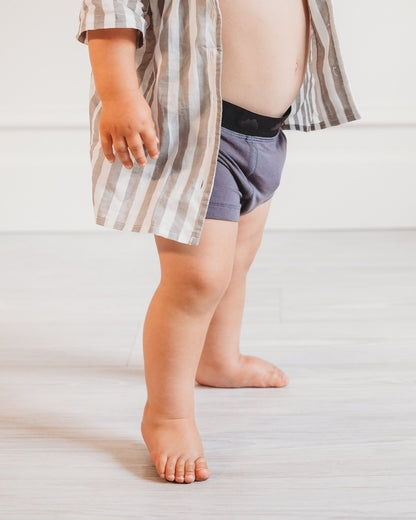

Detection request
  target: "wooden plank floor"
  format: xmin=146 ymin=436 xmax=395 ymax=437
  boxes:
xmin=0 ymin=230 xmax=415 ymax=519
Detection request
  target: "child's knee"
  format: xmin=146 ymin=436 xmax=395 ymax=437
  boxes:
xmin=161 ymin=261 xmax=233 ymax=312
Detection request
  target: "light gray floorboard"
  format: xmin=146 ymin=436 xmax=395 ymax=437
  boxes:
xmin=0 ymin=230 xmax=415 ymax=519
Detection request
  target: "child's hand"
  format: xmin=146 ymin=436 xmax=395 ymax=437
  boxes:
xmin=99 ymin=93 xmax=160 ymax=169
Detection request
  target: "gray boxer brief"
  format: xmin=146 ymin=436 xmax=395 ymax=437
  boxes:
xmin=205 ymin=99 xmax=292 ymax=221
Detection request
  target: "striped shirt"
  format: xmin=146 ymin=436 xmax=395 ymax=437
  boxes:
xmin=75 ymin=0 xmax=361 ymax=246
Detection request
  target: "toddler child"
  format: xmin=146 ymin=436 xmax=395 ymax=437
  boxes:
xmin=75 ymin=0 xmax=360 ymax=484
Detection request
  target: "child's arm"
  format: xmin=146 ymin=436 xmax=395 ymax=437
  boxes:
xmin=87 ymin=28 xmax=159 ymax=169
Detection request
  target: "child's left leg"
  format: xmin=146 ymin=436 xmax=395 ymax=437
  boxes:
xmin=196 ymin=197 xmax=289 ymax=388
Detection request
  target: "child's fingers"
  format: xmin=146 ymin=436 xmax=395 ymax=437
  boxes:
xmin=125 ymin=135 xmax=148 ymax=168
xmin=113 ymin=136 xmax=135 ymax=169
xmin=101 ymin=132 xmax=115 ymax=164
xmin=139 ymin=128 xmax=160 ymax=160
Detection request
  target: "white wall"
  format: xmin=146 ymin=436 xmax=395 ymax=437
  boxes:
xmin=0 ymin=0 xmax=415 ymax=232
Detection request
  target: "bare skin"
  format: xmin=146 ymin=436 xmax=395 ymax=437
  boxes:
xmin=196 ymin=199 xmax=289 ymax=389
xmin=220 ymin=0 xmax=310 ymax=117
xmin=141 ymin=198 xmax=289 ymax=484
xmin=141 ymin=217 xmax=239 ymax=483
xmin=87 ymin=2 xmax=308 ymax=483
xmin=87 ymin=28 xmax=160 ymax=169
xmin=195 ymin=0 xmax=310 ymax=387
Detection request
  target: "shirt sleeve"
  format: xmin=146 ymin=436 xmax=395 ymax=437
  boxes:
xmin=75 ymin=0 xmax=148 ymax=49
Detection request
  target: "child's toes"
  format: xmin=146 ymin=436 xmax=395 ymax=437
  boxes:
xmin=165 ymin=456 xmax=178 ymax=481
xmin=175 ymin=456 xmax=186 ymax=482
xmin=155 ymin=453 xmax=168 ymax=479
xmin=272 ymin=369 xmax=289 ymax=386
xmin=184 ymin=459 xmax=196 ymax=483
xmin=195 ymin=456 xmax=210 ymax=481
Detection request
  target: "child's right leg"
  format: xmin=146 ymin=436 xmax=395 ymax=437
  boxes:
xmin=141 ymin=218 xmax=239 ymax=484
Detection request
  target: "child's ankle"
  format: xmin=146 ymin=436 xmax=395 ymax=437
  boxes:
xmin=143 ymin=400 xmax=195 ymax=420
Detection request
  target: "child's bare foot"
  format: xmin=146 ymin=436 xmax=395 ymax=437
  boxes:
xmin=195 ymin=354 xmax=290 ymax=388
xmin=141 ymin=402 xmax=210 ymax=484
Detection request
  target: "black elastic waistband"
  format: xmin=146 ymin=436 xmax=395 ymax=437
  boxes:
xmin=221 ymin=99 xmax=292 ymax=137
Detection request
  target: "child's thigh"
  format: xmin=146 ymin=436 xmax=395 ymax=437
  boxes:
xmin=235 ymin=197 xmax=273 ymax=270
xmin=154 ymin=219 xmax=239 ymax=292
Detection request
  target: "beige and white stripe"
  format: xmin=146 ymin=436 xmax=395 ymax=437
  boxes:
xmin=75 ymin=0 xmax=361 ymax=245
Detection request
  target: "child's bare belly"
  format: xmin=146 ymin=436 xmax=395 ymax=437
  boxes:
xmin=219 ymin=0 xmax=310 ymax=117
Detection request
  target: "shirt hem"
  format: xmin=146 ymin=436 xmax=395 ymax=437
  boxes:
xmin=95 ymin=215 xmax=201 ymax=246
